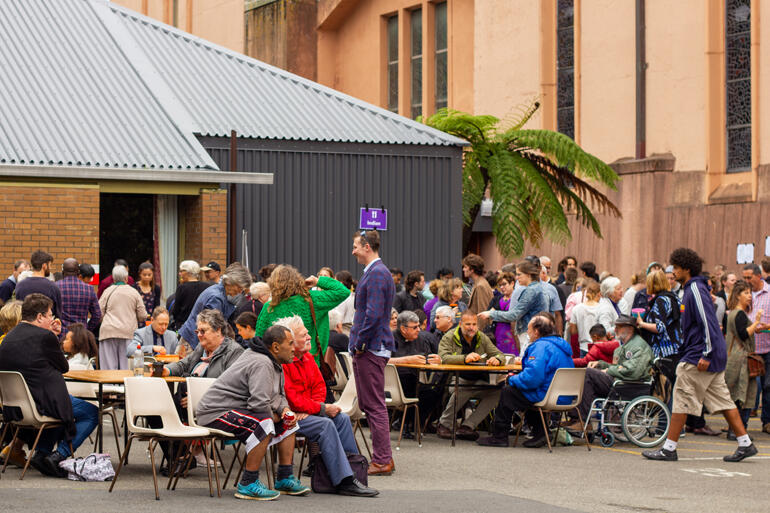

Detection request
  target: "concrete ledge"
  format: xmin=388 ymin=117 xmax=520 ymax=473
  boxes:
xmin=609 ymin=153 xmax=676 ymax=175
xmin=709 ymin=181 xmax=753 ymax=204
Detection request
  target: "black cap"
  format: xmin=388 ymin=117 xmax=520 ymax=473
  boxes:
xmin=201 ymin=261 xmax=221 ymax=272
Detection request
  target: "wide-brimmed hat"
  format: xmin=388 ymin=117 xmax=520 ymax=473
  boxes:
xmin=615 ymin=314 xmax=637 ymax=328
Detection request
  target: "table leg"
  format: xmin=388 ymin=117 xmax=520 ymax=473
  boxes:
xmin=451 ymin=371 xmax=458 ymax=447
xmin=98 ymin=383 xmax=104 ymax=453
xmin=123 ymin=407 xmax=129 ymax=465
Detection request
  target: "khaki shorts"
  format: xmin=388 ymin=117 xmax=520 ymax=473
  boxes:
xmin=671 ymin=362 xmax=736 ymax=416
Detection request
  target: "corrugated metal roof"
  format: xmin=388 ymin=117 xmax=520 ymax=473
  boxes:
xmin=0 ymin=0 xmax=464 ymax=173
xmin=0 ymin=0 xmax=217 ymax=170
xmin=109 ymin=3 xmax=467 ymax=147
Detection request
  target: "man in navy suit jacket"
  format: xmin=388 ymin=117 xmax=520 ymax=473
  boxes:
xmin=349 ymin=230 xmax=396 ymax=475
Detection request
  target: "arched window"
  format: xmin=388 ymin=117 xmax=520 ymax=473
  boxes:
xmin=556 ymin=0 xmax=575 ymax=139
xmin=725 ymin=0 xmax=751 ymax=172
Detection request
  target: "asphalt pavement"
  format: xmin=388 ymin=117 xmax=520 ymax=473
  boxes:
xmin=2 ymin=413 xmax=770 ymax=512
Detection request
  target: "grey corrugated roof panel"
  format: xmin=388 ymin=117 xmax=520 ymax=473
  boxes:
xmin=109 ymin=3 xmax=468 ymax=147
xmin=0 ymin=0 xmax=218 ymax=170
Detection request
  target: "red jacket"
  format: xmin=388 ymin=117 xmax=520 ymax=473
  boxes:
xmin=282 ymin=352 xmax=326 ymax=415
xmin=572 ymin=340 xmax=620 ymax=367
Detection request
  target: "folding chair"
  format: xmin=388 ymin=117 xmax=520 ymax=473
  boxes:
xmin=384 ymin=364 xmax=421 ymax=449
xmin=513 ymin=368 xmax=591 ymax=453
xmin=0 ymin=371 xmax=72 ymax=480
xmin=109 ymin=377 xmax=215 ymax=500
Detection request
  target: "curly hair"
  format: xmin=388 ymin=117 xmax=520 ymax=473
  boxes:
xmin=669 ymin=247 xmax=703 ymax=277
xmin=267 ymin=264 xmax=309 ymax=310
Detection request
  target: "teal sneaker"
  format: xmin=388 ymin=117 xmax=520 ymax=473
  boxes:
xmin=234 ymin=479 xmax=280 ymax=501
xmin=274 ymin=475 xmax=311 ymax=496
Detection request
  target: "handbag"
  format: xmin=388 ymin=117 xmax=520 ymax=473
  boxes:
xmin=747 ymin=353 xmax=765 ymax=378
xmin=58 ymin=453 xmax=115 ymax=481
xmin=311 ymin=453 xmax=369 ymax=493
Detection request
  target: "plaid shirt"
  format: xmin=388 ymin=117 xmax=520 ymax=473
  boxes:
xmin=56 ymin=275 xmax=101 ymax=335
xmin=753 ymin=281 xmax=770 ymax=354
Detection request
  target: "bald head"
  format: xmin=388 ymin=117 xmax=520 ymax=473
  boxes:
xmin=62 ymin=258 xmax=79 ymax=277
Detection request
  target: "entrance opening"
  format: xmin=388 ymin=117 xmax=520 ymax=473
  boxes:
xmin=99 ymin=193 xmax=154 ymax=282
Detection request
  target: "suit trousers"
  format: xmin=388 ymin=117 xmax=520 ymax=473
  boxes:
xmin=352 ymin=350 xmax=392 ymax=465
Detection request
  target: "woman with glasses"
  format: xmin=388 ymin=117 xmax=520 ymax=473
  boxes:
xmin=98 ymin=265 xmax=146 ymax=369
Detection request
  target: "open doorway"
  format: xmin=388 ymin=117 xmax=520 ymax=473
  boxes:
xmin=99 ymin=193 xmax=154 ymax=282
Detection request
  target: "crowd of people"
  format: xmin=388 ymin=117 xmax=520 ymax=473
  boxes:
xmin=1 ymin=238 xmax=768 ymax=498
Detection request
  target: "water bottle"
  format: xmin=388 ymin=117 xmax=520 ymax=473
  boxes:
xmin=133 ymin=349 xmax=144 ymax=376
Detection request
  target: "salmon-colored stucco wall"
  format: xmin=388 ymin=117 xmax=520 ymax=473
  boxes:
xmin=760 ymin=0 xmax=768 ymax=167
xmin=473 ymin=0 xmax=541 ymax=123
xmin=646 ymin=0 xmax=706 ymax=172
xmin=579 ymin=0 xmax=635 ymax=161
xmin=113 ymin=0 xmax=244 ymax=52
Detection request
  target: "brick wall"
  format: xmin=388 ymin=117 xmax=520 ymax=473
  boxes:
xmin=0 ymin=184 xmax=99 ymax=274
xmin=182 ymin=188 xmax=228 ymax=266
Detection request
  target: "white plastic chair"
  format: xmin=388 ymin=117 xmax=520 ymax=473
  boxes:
xmin=332 ymin=367 xmax=371 ymax=459
xmin=109 ymin=377 xmax=215 ymax=500
xmin=0 ymin=371 xmax=71 ymax=480
xmin=513 ymin=368 xmax=591 ymax=452
xmin=384 ymin=364 xmax=421 ymax=449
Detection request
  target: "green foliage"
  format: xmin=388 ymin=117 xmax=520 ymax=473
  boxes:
xmin=421 ymin=106 xmax=621 ymax=257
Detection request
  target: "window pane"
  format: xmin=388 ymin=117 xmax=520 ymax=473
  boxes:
xmin=557 ymin=0 xmax=574 ymax=26
xmin=726 ymin=79 xmax=751 ymax=126
xmin=435 ymin=2 xmax=447 ymax=50
xmin=412 ymin=55 xmax=422 ymax=118
xmin=727 ymin=126 xmax=751 ymax=171
xmin=411 ymin=9 xmax=422 ymax=57
xmin=388 ymin=63 xmax=398 ymax=112
xmin=726 ymin=34 xmax=751 ymax=80
xmin=557 ymin=107 xmax=574 ymax=140
xmin=725 ymin=0 xmax=751 ymax=172
xmin=556 ymin=0 xmax=574 ymax=139
xmin=726 ymin=0 xmax=751 ymax=35
xmin=435 ymin=51 xmax=447 ymax=111
xmin=388 ymin=16 xmax=398 ymax=61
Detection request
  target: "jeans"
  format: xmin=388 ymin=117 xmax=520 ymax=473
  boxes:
xmin=37 ymin=396 xmax=99 ymax=457
xmin=760 ymin=353 xmax=770 ymax=425
xmin=298 ymin=413 xmax=358 ymax=486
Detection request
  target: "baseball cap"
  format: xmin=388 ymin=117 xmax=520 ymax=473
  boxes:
xmin=201 ymin=261 xmax=221 ymax=272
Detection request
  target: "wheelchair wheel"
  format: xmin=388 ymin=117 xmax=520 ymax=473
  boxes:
xmin=599 ymin=428 xmax=615 ymax=447
xmin=621 ymin=395 xmax=670 ymax=448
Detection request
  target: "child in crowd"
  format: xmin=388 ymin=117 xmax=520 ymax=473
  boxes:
xmin=62 ymin=322 xmax=98 ymax=369
xmin=572 ymin=324 xmax=620 ymax=368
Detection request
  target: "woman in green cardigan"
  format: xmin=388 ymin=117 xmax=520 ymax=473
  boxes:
xmin=255 ymin=264 xmax=350 ymax=366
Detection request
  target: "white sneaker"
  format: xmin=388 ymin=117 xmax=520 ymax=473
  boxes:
xmin=194 ymin=452 xmax=221 ymax=467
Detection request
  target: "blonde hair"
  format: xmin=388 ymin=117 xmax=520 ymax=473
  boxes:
xmin=267 ymin=265 xmax=309 ymax=310
xmin=0 ymin=300 xmax=22 ymax=333
xmin=438 ymin=278 xmax=463 ymax=303
xmin=646 ymin=270 xmax=670 ymax=295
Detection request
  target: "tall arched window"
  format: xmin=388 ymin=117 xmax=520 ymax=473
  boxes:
xmin=556 ymin=0 xmax=575 ymax=139
xmin=725 ymin=0 xmax=751 ymax=172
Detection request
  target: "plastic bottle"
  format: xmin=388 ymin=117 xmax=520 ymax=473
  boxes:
xmin=133 ymin=349 xmax=144 ymax=376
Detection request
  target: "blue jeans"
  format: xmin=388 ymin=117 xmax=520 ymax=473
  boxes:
xmin=297 ymin=413 xmax=358 ymax=486
xmin=761 ymin=353 xmax=770 ymax=425
xmin=38 ymin=396 xmax=99 ymax=457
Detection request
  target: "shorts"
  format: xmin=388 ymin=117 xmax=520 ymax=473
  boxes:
xmin=206 ymin=409 xmax=298 ymax=454
xmin=671 ymin=362 xmax=736 ymax=416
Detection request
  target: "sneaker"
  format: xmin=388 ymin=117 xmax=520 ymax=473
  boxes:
xmin=723 ymin=443 xmax=758 ymax=462
xmin=476 ymin=435 xmax=509 ymax=447
xmin=195 ymin=452 xmax=221 ymax=467
xmin=235 ymin=479 xmax=280 ymax=501
xmin=274 ymin=475 xmax=311 ymax=496
xmin=641 ymin=448 xmax=678 ymax=461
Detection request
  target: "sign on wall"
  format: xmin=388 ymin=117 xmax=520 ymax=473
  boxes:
xmin=737 ymin=243 xmax=754 ymax=265
xmin=765 ymin=236 xmax=770 ymax=257
xmin=359 ymin=207 xmax=388 ymax=231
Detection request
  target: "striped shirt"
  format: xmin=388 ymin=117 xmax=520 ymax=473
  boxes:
xmin=752 ymin=281 xmax=770 ymax=354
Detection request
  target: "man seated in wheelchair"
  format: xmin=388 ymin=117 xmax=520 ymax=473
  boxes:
xmin=563 ymin=314 xmax=653 ymax=431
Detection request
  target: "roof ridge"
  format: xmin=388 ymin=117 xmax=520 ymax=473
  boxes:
xmin=101 ymin=0 xmax=467 ymax=146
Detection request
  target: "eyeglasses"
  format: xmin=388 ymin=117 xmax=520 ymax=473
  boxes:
xmin=405 ymin=324 xmax=420 ymax=331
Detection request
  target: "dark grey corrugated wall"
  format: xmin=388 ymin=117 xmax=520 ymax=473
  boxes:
xmin=200 ymin=138 xmax=464 ymax=279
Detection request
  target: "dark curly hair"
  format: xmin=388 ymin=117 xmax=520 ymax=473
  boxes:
xmin=669 ymin=247 xmax=703 ymax=277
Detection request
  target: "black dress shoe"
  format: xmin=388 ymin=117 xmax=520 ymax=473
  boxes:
xmin=29 ymin=451 xmax=52 ymax=476
xmin=476 ymin=435 xmax=509 ymax=447
xmin=43 ymin=452 xmax=68 ymax=478
xmin=401 ymin=431 xmax=415 ymax=440
xmin=336 ymin=478 xmax=379 ymax=497
xmin=301 ymin=462 xmax=315 ymax=478
xmin=724 ymin=443 xmax=758 ymax=462
xmin=641 ymin=448 xmax=678 ymax=461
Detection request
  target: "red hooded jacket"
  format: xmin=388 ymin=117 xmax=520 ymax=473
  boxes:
xmin=572 ymin=340 xmax=620 ymax=367
xmin=282 ymin=351 xmax=326 ymax=414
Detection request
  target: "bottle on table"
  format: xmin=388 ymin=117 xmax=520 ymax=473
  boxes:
xmin=132 ymin=349 xmax=144 ymax=376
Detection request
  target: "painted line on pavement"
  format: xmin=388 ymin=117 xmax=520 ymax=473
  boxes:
xmin=678 ymin=455 xmax=770 ymax=461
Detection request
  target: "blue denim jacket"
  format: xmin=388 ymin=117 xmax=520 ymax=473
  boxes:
xmin=489 ymin=281 xmax=549 ymax=334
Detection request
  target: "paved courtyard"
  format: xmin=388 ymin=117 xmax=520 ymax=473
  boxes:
xmin=2 ymin=414 xmax=769 ymax=512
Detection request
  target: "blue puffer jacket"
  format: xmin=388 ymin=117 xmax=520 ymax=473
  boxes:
xmin=508 ymin=335 xmax=574 ymax=403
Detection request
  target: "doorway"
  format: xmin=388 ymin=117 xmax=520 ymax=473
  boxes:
xmin=99 ymin=193 xmax=154 ymax=282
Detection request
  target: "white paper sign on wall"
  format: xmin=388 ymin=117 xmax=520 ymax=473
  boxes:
xmin=737 ymin=243 xmax=755 ymax=265
xmin=765 ymin=236 xmax=770 ymax=257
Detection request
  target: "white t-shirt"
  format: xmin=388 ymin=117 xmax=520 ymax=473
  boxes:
xmin=570 ymin=302 xmax=602 ymax=352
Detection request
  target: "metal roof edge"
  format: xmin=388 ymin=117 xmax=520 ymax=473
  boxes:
xmin=101 ymin=0 xmax=468 ymax=147
xmin=0 ymin=164 xmax=273 ymax=185
xmin=90 ymin=0 xmax=220 ymax=170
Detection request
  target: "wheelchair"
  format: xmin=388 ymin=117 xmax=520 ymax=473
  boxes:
xmin=584 ymin=361 xmax=671 ymax=448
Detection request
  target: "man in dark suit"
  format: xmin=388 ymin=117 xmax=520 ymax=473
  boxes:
xmin=0 ymin=294 xmax=98 ymax=477
xmin=349 ymin=230 xmax=396 ymax=476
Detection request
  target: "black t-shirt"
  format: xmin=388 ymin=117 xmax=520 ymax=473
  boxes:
xmin=170 ymin=281 xmax=212 ymax=330
xmin=392 ymin=330 xmax=432 ymax=378
xmin=733 ymin=309 xmax=750 ymax=342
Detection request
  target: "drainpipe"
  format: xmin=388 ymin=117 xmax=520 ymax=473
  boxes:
xmin=635 ymin=0 xmax=646 ymax=159
xmin=229 ymin=130 xmax=238 ymax=263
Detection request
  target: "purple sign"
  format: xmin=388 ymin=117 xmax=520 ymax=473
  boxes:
xmin=359 ymin=208 xmax=388 ymax=231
